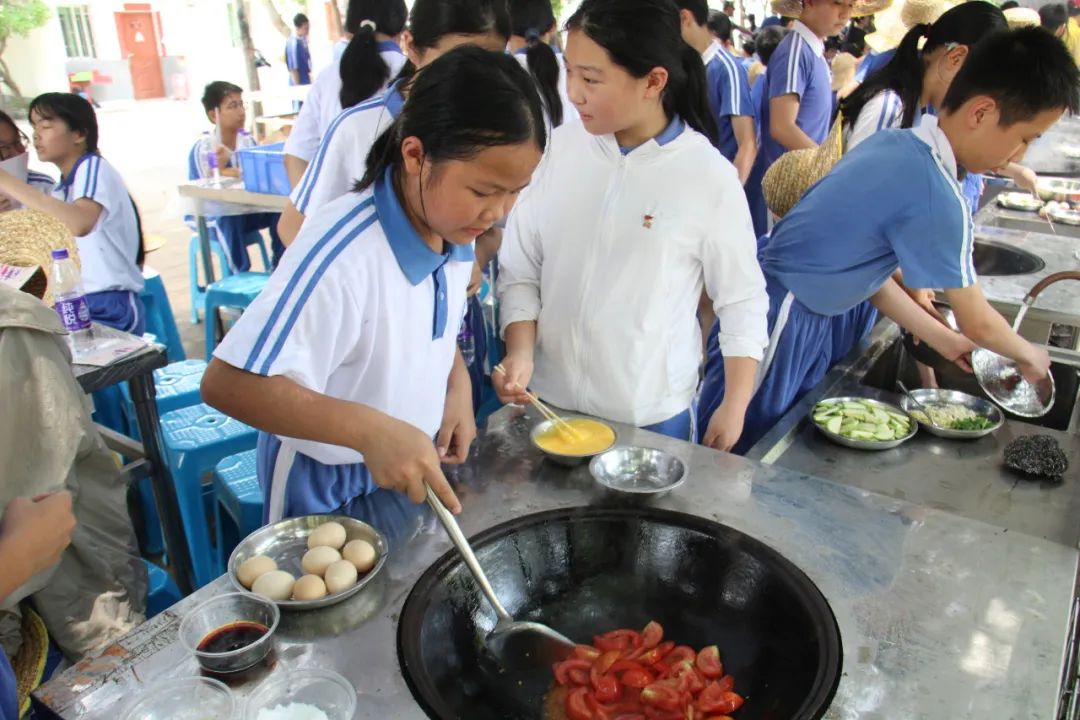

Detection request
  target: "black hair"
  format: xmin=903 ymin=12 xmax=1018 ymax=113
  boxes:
xmin=942 ymin=26 xmax=1080 ymax=124
xmin=825 ymin=36 xmax=842 ymax=52
xmin=743 ymin=39 xmax=756 ymax=56
xmin=1070 ymin=4 xmax=1080 ymax=18
xmin=201 ymin=80 xmax=243 ymax=116
xmin=338 ymin=0 xmax=408 ymax=108
xmin=293 ymin=13 xmax=309 ymax=28
xmin=567 ymin=0 xmax=721 ymax=149
xmin=1000 ymin=0 xmax=1020 ymax=9
xmin=705 ymin=7 xmax=733 ymax=40
xmin=130 ymin=195 xmax=145 ymax=268
xmin=1039 ymin=3 xmax=1068 ymax=29
xmin=0 ymin=110 xmax=24 ymax=144
xmin=844 ymin=25 xmax=866 ymax=55
xmin=510 ymin=0 xmax=564 ymax=127
xmin=755 ymin=26 xmax=787 ymax=65
xmin=28 ymin=93 xmax=99 ymax=154
xmin=842 ymin=3 xmax=1006 ymax=131
xmin=398 ymin=0 xmax=512 ymax=79
xmin=359 ymin=45 xmax=546 ymax=190
xmin=676 ymin=0 xmax=709 ymax=25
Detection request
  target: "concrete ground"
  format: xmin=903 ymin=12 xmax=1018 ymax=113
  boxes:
xmin=28 ymin=98 xmax=278 ymax=361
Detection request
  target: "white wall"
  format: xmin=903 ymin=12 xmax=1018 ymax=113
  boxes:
xmin=4 ymin=9 xmax=70 ymax=101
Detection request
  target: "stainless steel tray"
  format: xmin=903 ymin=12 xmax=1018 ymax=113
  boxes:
xmin=811 ymin=396 xmax=917 ymax=450
xmin=897 ymin=388 xmax=1004 ymax=439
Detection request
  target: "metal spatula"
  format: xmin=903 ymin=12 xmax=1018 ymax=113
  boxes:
xmin=425 ymin=485 xmax=575 ymax=670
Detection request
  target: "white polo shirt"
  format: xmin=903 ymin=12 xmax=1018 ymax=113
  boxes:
xmin=498 ymin=118 xmax=769 ymax=427
xmin=289 ymin=82 xmax=404 ymax=216
xmin=285 ymin=42 xmax=408 ymax=165
xmin=51 ymin=153 xmax=143 ymax=295
xmin=215 ymin=167 xmax=474 ymax=466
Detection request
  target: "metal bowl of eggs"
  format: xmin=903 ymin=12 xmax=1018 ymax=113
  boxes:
xmin=228 ymin=515 xmax=388 ymax=610
xmin=529 ymin=416 xmax=618 ymax=467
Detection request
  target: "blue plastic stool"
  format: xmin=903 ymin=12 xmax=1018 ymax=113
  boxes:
xmin=159 ymin=403 xmax=258 ymax=588
xmin=121 ymin=359 xmax=209 ymax=555
xmin=188 ymin=232 xmax=233 ymax=324
xmin=204 ymin=272 xmax=270 ymax=361
xmin=144 ymin=559 xmax=182 ymax=615
xmin=140 ymin=267 xmax=186 ymax=363
xmin=212 ymin=450 xmax=265 ymax=570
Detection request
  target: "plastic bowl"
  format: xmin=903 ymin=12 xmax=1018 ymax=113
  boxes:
xmin=179 ymin=592 xmax=279 ymax=675
xmin=244 ymin=668 xmax=357 ymax=720
xmin=121 ymin=677 xmax=234 ymax=720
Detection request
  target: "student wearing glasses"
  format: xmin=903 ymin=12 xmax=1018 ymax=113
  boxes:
xmin=0 ymin=111 xmax=54 ymax=211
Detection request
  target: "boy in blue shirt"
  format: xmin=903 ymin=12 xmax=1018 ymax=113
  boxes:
xmin=699 ymin=27 xmax=1079 ymax=453
xmin=677 ymin=0 xmax=757 ymax=182
xmin=286 ymin=13 xmax=312 ymax=88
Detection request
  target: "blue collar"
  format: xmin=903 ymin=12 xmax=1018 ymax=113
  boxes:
xmin=618 ymin=117 xmax=684 ymax=156
xmin=385 ymin=81 xmax=405 ymax=118
xmin=373 ymin=167 xmax=471 ymax=285
xmin=57 ymin=152 xmax=96 ymax=190
xmin=377 ymin=39 xmax=403 ymax=54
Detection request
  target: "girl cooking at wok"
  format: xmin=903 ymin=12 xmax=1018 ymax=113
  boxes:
xmin=494 ymin=0 xmax=769 ymax=452
xmin=201 ymin=47 xmax=547 ymax=520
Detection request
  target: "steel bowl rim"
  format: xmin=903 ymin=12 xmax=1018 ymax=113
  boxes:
xmin=227 ymin=514 xmax=389 ymax=610
xmin=897 ymin=388 xmax=1005 ymax=439
xmin=178 ymin=591 xmax=280 ymax=663
xmin=588 ymin=445 xmax=688 ymax=495
xmin=971 ymin=348 xmax=1056 ymax=418
xmin=529 ymin=415 xmax=618 ymax=460
xmin=811 ymin=396 xmax=918 ymax=450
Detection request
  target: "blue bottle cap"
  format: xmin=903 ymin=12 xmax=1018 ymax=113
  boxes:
xmin=51 ymin=248 xmax=69 ymax=260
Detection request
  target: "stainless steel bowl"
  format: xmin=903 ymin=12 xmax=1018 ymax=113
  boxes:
xmin=811 ymin=396 xmax=917 ymax=450
xmin=996 ymin=192 xmax=1044 ymax=212
xmin=228 ymin=515 xmax=388 ymax=610
xmin=972 ymin=348 xmax=1055 ymax=418
xmin=589 ymin=446 xmax=687 ymax=496
xmin=897 ymin=388 xmax=1004 ymax=439
xmin=529 ymin=416 xmax=617 ymax=467
xmin=1036 ymin=177 xmax=1080 ymax=202
xmin=1046 ymin=204 xmax=1080 ymax=226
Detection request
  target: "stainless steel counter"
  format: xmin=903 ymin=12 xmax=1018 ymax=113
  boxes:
xmin=36 ymin=406 xmax=1079 ymax=719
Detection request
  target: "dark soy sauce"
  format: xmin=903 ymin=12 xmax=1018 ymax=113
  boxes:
xmin=197 ymin=621 xmax=268 ymax=655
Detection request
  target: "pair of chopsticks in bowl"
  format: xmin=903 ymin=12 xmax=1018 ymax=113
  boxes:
xmin=492 ymin=364 xmax=581 ymax=439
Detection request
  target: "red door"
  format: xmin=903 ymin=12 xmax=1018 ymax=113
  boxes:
xmin=116 ymin=12 xmax=165 ymax=99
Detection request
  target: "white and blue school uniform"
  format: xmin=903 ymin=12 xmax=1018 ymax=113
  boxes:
xmin=285 ymin=41 xmax=407 ymax=166
xmin=52 ymin=153 xmax=145 ymax=334
xmin=498 ymin=117 xmax=768 ymax=440
xmin=744 ymin=74 xmax=770 ymax=237
xmin=214 ymin=167 xmax=474 ymax=521
xmin=0 ymin=654 xmax=13 ymax=720
xmin=189 ymin=132 xmax=283 ymax=271
xmin=285 ymin=33 xmax=312 ymax=85
xmin=845 ymin=88 xmax=903 ymax=151
xmin=696 ymin=116 xmax=973 ymax=453
xmin=854 ymin=48 xmax=895 ymax=83
xmin=701 ymin=40 xmax=754 ymax=165
xmin=760 ymin=21 xmax=833 ymax=170
xmin=290 ymin=81 xmax=404 ymax=218
xmin=27 ymin=169 xmax=54 ymax=194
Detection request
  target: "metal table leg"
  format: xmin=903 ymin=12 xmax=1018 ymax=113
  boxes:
xmin=128 ymin=371 xmax=194 ymax=594
xmin=196 ymin=214 xmax=226 ymax=346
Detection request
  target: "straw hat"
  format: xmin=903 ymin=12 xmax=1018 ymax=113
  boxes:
xmin=1004 ymin=6 xmax=1040 ymax=28
xmin=762 ymin=117 xmax=844 ymax=218
xmin=0 ymin=209 xmax=79 ymax=306
xmin=831 ymin=52 xmax=858 ymax=91
xmin=771 ymin=0 xmax=893 ymax=20
xmin=864 ymin=0 xmax=950 ymax=53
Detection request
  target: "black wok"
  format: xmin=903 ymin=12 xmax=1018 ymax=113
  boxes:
xmin=398 ymin=506 xmax=842 ymax=719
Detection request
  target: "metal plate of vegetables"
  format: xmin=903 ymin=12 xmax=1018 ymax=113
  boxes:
xmin=897 ymin=388 xmax=1003 ymax=439
xmin=996 ymin=192 xmax=1044 ymax=212
xmin=811 ymin=397 xmax=916 ymax=450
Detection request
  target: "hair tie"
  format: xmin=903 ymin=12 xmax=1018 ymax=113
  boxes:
xmin=360 ymin=19 xmax=377 ymax=32
xmin=525 ymin=28 xmax=541 ymax=42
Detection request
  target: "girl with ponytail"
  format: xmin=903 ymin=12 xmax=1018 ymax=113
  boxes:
xmin=508 ymin=0 xmax=570 ymax=128
xmin=495 ymin=0 xmax=769 ymax=449
xmin=284 ymin=0 xmax=407 ymax=188
xmin=843 ymin=2 xmax=1007 ymax=149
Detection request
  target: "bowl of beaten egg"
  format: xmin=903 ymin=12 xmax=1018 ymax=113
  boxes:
xmin=529 ymin=416 xmax=617 ymax=466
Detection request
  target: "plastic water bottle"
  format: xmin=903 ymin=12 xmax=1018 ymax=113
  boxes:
xmin=50 ymin=248 xmax=94 ymax=357
xmin=206 ymin=144 xmax=222 ymax=185
xmin=458 ymin=320 xmax=476 ymax=367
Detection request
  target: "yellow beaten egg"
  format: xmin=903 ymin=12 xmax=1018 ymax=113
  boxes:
xmin=535 ymin=418 xmax=616 ymax=456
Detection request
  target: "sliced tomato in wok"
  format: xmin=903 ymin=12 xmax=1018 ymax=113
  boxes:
xmin=695 ymin=646 xmax=724 ymax=679
xmin=641 ymin=621 xmax=663 ymax=649
xmin=566 ymin=686 xmax=593 ymax=720
xmin=555 ymin=659 xmax=593 ymax=686
xmin=595 ymin=629 xmax=644 ymax=653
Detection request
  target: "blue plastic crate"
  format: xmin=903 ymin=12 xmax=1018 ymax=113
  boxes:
xmin=237 ymin=142 xmax=290 ymax=196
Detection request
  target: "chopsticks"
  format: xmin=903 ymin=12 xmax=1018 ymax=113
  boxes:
xmin=492 ymin=364 xmax=581 ymax=439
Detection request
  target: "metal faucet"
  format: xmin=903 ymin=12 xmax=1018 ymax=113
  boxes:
xmin=1023 ymin=271 xmax=1080 ymax=304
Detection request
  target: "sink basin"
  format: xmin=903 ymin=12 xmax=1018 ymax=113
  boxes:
xmin=861 ymin=338 xmax=1079 ymax=431
xmin=973 ymin=239 xmax=1046 ymax=277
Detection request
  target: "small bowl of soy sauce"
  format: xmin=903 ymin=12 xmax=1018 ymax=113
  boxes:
xmin=179 ymin=592 xmax=280 ymax=676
